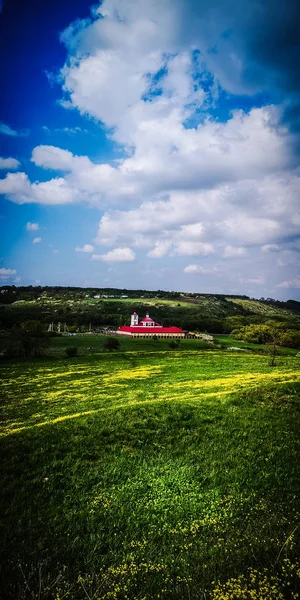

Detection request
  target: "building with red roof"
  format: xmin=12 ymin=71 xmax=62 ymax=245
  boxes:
xmin=117 ymin=312 xmax=185 ymax=338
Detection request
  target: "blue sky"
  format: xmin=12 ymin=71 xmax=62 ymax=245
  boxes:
xmin=1 ymin=0 xmax=300 ymax=298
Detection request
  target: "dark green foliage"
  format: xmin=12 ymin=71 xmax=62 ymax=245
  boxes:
xmin=7 ymin=321 xmax=49 ymax=357
xmin=103 ymin=336 xmax=121 ymax=351
xmin=65 ymin=346 xmax=78 ymax=357
xmin=232 ymin=322 xmax=300 ymax=349
xmin=279 ymin=329 xmax=300 ymax=348
xmin=169 ymin=339 xmax=181 ymax=349
xmin=1 ymin=286 xmax=299 ymax=334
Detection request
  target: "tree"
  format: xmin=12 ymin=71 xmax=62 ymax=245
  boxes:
xmin=232 ymin=322 xmax=284 ymax=345
xmin=169 ymin=339 xmax=181 ymax=349
xmin=12 ymin=321 xmax=49 ymax=357
xmin=279 ymin=330 xmax=300 ymax=349
xmin=265 ymin=329 xmax=281 ymax=367
xmin=103 ymin=336 xmax=120 ymax=351
xmin=232 ymin=322 xmax=285 ymax=366
xmin=65 ymin=346 xmax=78 ymax=357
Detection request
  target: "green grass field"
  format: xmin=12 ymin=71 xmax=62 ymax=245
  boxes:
xmin=1 ymin=347 xmax=300 ymax=599
xmin=47 ymin=333 xmax=298 ymax=357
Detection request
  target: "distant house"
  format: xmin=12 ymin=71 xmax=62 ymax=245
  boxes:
xmin=117 ymin=312 xmax=185 ymax=338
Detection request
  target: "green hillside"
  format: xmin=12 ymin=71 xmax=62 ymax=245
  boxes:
xmin=1 ymin=350 xmax=300 ymax=599
xmin=1 ymin=287 xmax=299 ymax=334
xmin=226 ymin=297 xmax=297 ymax=318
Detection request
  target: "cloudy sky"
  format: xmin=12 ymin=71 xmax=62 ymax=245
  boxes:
xmin=0 ymin=0 xmax=300 ymax=298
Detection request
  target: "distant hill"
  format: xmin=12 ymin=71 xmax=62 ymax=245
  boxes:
xmin=225 ymin=297 xmax=300 ymax=317
xmin=0 ymin=286 xmax=299 ymax=332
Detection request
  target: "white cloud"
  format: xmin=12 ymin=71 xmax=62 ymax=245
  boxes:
xmin=33 ymin=237 xmax=41 ymax=244
xmin=0 ymin=122 xmax=29 ymax=137
xmin=0 ymin=157 xmax=20 ymax=170
xmin=222 ymin=215 xmax=280 ymax=245
xmin=26 ymin=222 xmax=39 ymax=231
xmin=261 ymin=244 xmax=280 ymax=253
xmin=244 ymin=276 xmax=264 ymax=285
xmin=42 ymin=125 xmax=88 ymax=135
xmin=0 ymin=123 xmax=19 ymax=137
xmin=75 ymin=244 xmax=95 ymax=253
xmin=0 ymin=172 xmax=76 ymax=205
xmin=223 ymin=245 xmax=246 ymax=258
xmin=53 ymin=249 xmax=60 ymax=254
xmin=174 ymin=241 xmax=214 ymax=256
xmin=0 ymin=0 xmax=299 ymax=297
xmin=277 ymin=278 xmax=300 ymax=289
xmin=147 ymin=240 xmax=172 ymax=258
xmin=0 ymin=109 xmax=297 ymax=215
xmin=91 ymin=247 xmax=135 ymax=262
xmin=32 ymin=145 xmax=90 ymax=172
xmin=184 ymin=264 xmax=218 ymax=274
xmin=0 ymin=267 xmax=17 ymax=281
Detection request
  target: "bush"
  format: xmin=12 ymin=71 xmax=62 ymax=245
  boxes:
xmin=232 ymin=323 xmax=300 ymax=349
xmin=65 ymin=346 xmax=78 ymax=357
xmin=47 ymin=330 xmax=62 ymax=337
xmin=10 ymin=322 xmax=49 ymax=357
xmin=169 ymin=339 xmax=181 ymax=349
xmin=103 ymin=336 xmax=120 ymax=351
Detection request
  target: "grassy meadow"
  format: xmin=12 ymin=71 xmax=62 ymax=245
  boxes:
xmin=1 ymin=345 xmax=300 ymax=599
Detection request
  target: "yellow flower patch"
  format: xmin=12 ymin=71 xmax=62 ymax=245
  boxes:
xmin=173 ymin=370 xmax=300 ymax=392
xmin=103 ymin=365 xmax=162 ymax=384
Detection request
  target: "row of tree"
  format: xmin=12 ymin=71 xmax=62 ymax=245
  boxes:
xmin=232 ymin=322 xmax=300 ymax=348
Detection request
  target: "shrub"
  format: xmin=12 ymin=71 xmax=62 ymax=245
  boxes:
xmin=103 ymin=336 xmax=120 ymax=351
xmin=10 ymin=322 xmax=49 ymax=357
xmin=65 ymin=346 xmax=78 ymax=357
xmin=169 ymin=339 xmax=181 ymax=349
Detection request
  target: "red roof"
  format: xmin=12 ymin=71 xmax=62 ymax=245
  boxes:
xmin=118 ymin=325 xmax=184 ymax=333
xmin=140 ymin=317 xmax=155 ymax=323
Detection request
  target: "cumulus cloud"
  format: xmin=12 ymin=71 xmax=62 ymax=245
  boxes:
xmin=223 ymin=245 xmax=246 ymax=258
xmin=0 ymin=267 xmax=17 ymax=281
xmin=277 ymin=278 xmax=300 ymax=289
xmin=0 ymin=0 xmax=300 ymax=297
xmin=184 ymin=265 xmax=218 ymax=274
xmin=59 ymin=0 xmax=300 ymax=135
xmin=174 ymin=241 xmax=214 ymax=257
xmin=147 ymin=241 xmax=172 ymax=258
xmin=26 ymin=222 xmax=39 ymax=231
xmin=261 ymin=244 xmax=280 ymax=253
xmin=91 ymin=248 xmax=135 ymax=262
xmin=0 ymin=157 xmax=20 ymax=170
xmin=75 ymin=244 xmax=95 ymax=253
xmin=33 ymin=237 xmax=41 ymax=244
xmin=0 ymin=172 xmax=76 ymax=205
xmin=32 ymin=146 xmax=76 ymax=171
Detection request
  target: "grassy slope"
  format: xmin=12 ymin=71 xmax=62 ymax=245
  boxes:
xmin=1 ymin=350 xmax=300 ymax=599
xmin=226 ymin=297 xmax=295 ymax=318
xmin=6 ymin=294 xmax=299 ymax=322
